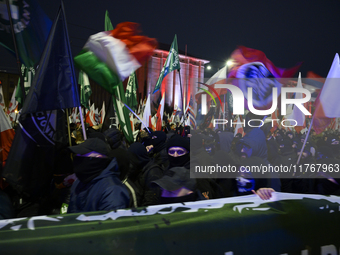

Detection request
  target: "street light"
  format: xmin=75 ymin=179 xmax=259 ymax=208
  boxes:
xmin=225 ymin=59 xmax=234 ymax=78
xmin=207 ymin=65 xmax=212 ymax=70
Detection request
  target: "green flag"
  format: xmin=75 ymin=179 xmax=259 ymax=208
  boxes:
xmin=153 ymin=34 xmax=180 ymax=94
xmin=79 ymin=70 xmax=92 ymax=110
xmin=103 ymin=12 xmax=133 ymax=143
xmin=125 ymin=72 xmax=138 ymax=111
xmin=104 ymin=10 xmax=114 ymax=31
xmin=15 ymin=65 xmax=34 ymax=105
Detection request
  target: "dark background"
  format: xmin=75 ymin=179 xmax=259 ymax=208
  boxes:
xmin=1 ymin=0 xmax=340 ymax=78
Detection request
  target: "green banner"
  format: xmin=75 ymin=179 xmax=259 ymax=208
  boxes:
xmin=1 ymin=193 xmax=340 ymax=254
xmin=153 ymin=35 xmax=180 ymax=94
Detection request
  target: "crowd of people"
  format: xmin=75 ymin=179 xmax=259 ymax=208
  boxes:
xmin=1 ymin=112 xmax=340 ymax=220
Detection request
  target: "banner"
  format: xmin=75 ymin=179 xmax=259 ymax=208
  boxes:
xmin=1 ymin=193 xmax=340 ymax=255
xmin=0 ymin=0 xmax=52 ymax=67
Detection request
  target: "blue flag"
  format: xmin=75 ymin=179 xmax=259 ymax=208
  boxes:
xmin=20 ymin=1 xmax=80 ymax=114
xmin=2 ymin=2 xmax=77 ymax=197
xmin=0 ymin=0 xmax=52 ymax=67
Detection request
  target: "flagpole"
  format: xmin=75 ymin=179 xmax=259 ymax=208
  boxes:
xmin=79 ymin=106 xmax=87 ymax=140
xmin=296 ymin=116 xmax=314 ymax=165
xmin=5 ymin=0 xmax=26 ymax=104
xmin=178 ymin=69 xmax=186 ymax=125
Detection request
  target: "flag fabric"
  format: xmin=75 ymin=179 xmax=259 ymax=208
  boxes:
xmin=200 ymin=46 xmax=301 ymax=113
xmin=7 ymin=87 xmax=18 ymax=122
xmin=100 ymin=102 xmax=106 ymax=124
xmin=2 ymin=3 xmax=78 ymax=196
xmin=74 ymin=20 xmax=156 ymax=144
xmin=15 ymin=65 xmax=35 ymax=105
xmin=0 ymin=0 xmax=52 ymax=67
xmin=104 ymin=10 xmax=114 ymax=31
xmin=156 ymin=93 xmax=165 ymax=131
xmin=228 ymin=46 xmax=302 ymax=79
xmin=153 ymin=35 xmax=180 ymax=94
xmin=94 ymin=107 xmax=99 ymax=125
xmin=170 ymin=106 xmax=178 ymax=123
xmin=0 ymin=86 xmax=4 ymax=109
xmin=140 ymin=97 xmax=146 ymax=116
xmin=186 ymin=96 xmax=197 ymax=129
xmin=0 ymin=108 xmax=15 ymax=167
xmin=234 ymin=115 xmax=244 ymax=137
xmin=130 ymin=113 xmax=135 ymax=133
xmin=125 ymin=72 xmax=138 ymax=111
xmin=79 ymin=70 xmax=92 ymax=110
xmin=142 ymin=94 xmax=151 ymax=130
xmin=74 ymin=22 xmax=157 ymax=90
xmin=112 ymin=90 xmax=134 ymax=142
xmin=284 ymin=73 xmax=305 ymax=127
xmin=313 ymin=53 xmax=340 ymax=134
xmin=86 ymin=103 xmax=97 ymax=127
xmin=71 ymin=107 xmax=77 ymax=124
xmin=20 ymin=2 xmax=80 ymax=115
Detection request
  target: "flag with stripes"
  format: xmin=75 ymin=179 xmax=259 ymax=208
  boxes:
xmin=186 ymin=96 xmax=196 ymax=129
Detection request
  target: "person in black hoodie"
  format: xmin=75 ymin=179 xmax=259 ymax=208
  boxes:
xmin=166 ymin=135 xmax=190 ymax=169
xmin=128 ymin=142 xmax=164 ymax=206
xmin=149 ymin=131 xmax=169 ymax=168
xmin=236 ymin=112 xmax=281 ymax=193
xmin=67 ymin=138 xmax=130 ymax=213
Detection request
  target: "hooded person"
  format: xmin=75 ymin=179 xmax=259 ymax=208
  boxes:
xmin=313 ymin=147 xmax=340 ymax=195
xmin=109 ymin=147 xmax=144 ymax=208
xmin=234 ymin=156 xmax=272 ymax=197
xmin=236 ymin=113 xmax=281 ymax=192
xmin=127 ymin=142 xmax=164 ymax=206
xmin=218 ymin=130 xmax=235 ymax=153
xmin=326 ymin=135 xmax=340 ymax=158
xmin=103 ymin=128 xmax=123 ymax=150
xmin=149 ymin=131 xmax=169 ymax=167
xmin=166 ymin=135 xmax=190 ymax=169
xmin=238 ymin=113 xmax=268 ymax=162
xmin=67 ymin=138 xmax=130 ymax=213
xmin=203 ymin=135 xmax=216 ymax=156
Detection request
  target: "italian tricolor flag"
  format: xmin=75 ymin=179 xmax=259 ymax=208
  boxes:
xmin=74 ymin=22 xmax=157 ymax=143
xmin=74 ymin=22 xmax=157 ymax=93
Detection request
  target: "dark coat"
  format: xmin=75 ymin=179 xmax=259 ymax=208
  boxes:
xmin=68 ymin=158 xmax=130 ymax=213
xmin=239 ymin=128 xmax=281 ymax=191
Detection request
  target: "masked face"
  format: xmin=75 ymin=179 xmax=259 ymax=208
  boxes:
xmin=168 ymin=147 xmax=188 ymax=157
xmin=240 ymin=144 xmax=252 ymax=158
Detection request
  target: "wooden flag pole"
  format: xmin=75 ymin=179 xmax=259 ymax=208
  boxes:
xmin=5 ymin=0 xmax=26 ymax=104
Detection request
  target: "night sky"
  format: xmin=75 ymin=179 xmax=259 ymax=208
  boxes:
xmin=1 ymin=0 xmax=340 ymax=78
